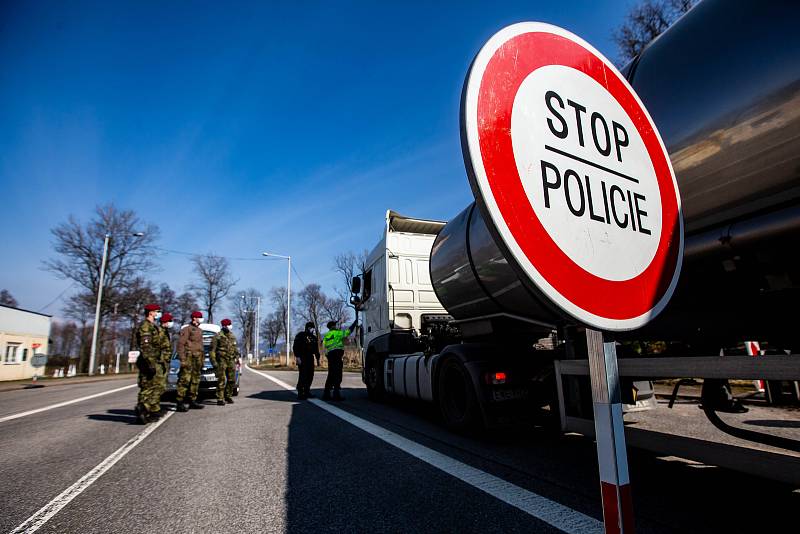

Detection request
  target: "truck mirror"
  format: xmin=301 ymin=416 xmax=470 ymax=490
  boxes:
xmin=351 ymin=276 xmax=362 ymax=294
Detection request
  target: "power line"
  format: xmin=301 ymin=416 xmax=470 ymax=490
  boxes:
xmin=38 ymin=283 xmax=76 ymax=312
xmin=291 ymin=265 xmax=307 ymax=287
xmin=153 ymin=247 xmax=284 ymax=262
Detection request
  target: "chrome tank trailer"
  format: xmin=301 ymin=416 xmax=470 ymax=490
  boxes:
xmin=431 ymin=0 xmax=800 ymax=345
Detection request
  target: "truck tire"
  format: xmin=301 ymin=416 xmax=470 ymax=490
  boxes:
xmin=437 ymin=357 xmax=480 ymax=431
xmin=365 ymin=352 xmax=385 ymax=401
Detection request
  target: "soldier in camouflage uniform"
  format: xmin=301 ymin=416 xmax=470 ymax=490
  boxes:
xmin=155 ymin=312 xmax=174 ymax=404
xmin=176 ymin=311 xmax=205 ymax=412
xmin=135 ymin=304 xmax=163 ymax=424
xmin=210 ymin=318 xmax=239 ymax=406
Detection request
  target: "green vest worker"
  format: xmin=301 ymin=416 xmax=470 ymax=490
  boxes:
xmin=322 ymin=319 xmax=357 ymax=401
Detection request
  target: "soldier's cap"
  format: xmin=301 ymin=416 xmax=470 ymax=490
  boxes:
xmin=144 ymin=303 xmax=161 ymax=312
xmin=221 ymin=318 xmax=232 ymax=326
xmin=191 ymin=311 xmax=203 ymax=319
xmin=159 ymin=312 xmax=173 ymax=323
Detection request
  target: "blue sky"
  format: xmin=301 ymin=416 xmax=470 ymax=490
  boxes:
xmin=0 ymin=0 xmax=630 ymax=320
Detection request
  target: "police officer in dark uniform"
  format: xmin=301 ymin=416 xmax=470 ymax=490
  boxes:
xmin=293 ymin=322 xmax=320 ymax=399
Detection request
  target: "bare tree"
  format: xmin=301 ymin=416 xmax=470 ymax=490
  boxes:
xmin=44 ymin=204 xmax=159 ymax=320
xmin=612 ymin=0 xmax=696 ymax=64
xmin=50 ymin=320 xmax=79 ymax=358
xmin=187 ymin=253 xmax=238 ymax=323
xmin=296 ymin=284 xmax=326 ymax=344
xmin=333 ymin=250 xmax=369 ymax=309
xmin=156 ymin=284 xmax=178 ymax=315
xmin=0 ymin=289 xmax=18 ymax=307
xmin=114 ymin=277 xmax=157 ymax=351
xmin=174 ymin=292 xmax=199 ymax=325
xmin=322 ymin=295 xmax=350 ymax=326
xmin=261 ymin=311 xmax=283 ymax=352
xmin=229 ymin=288 xmax=262 ymax=357
xmin=268 ymin=286 xmax=290 ymax=340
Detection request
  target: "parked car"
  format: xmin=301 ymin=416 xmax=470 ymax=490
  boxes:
xmin=162 ymin=323 xmax=240 ymax=399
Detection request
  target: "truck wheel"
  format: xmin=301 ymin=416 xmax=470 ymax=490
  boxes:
xmin=437 ymin=357 xmax=479 ymax=431
xmin=365 ymin=354 xmax=385 ymax=401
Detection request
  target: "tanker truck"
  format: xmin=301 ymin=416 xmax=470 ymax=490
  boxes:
xmin=349 ymin=0 xmax=800 ymax=484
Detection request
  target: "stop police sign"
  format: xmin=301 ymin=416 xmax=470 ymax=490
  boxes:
xmin=462 ymin=23 xmax=683 ymax=331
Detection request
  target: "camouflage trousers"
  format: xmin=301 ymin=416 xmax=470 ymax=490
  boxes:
xmin=137 ymin=364 xmax=165 ymax=414
xmin=176 ymin=352 xmax=202 ymax=402
xmin=215 ymin=359 xmax=236 ymax=401
xmin=155 ymin=361 xmax=169 ymax=399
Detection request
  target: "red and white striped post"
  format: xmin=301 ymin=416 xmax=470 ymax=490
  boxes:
xmin=586 ymin=328 xmax=634 ymax=534
xmin=745 ymin=341 xmax=764 ymax=393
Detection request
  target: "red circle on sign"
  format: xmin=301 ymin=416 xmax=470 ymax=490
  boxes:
xmin=474 ymin=30 xmax=681 ymax=321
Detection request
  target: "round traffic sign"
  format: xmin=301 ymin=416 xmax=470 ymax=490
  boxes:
xmin=461 ymin=22 xmax=683 ymax=331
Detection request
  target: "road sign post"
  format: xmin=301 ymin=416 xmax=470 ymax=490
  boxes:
xmin=586 ymin=329 xmax=633 ymax=533
xmin=461 ymin=22 xmax=684 ymax=533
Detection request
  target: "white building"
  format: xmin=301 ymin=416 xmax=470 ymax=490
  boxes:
xmin=0 ymin=305 xmax=51 ymax=381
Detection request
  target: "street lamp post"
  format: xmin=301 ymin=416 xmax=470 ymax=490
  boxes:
xmin=262 ymin=252 xmax=291 ymax=366
xmin=88 ymin=232 xmax=144 ymax=376
xmin=255 ymin=296 xmax=261 ymax=363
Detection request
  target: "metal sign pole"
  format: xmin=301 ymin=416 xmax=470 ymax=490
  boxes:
xmin=586 ymin=328 xmax=634 ymax=534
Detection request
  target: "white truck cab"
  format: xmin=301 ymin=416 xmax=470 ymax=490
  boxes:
xmin=359 ymin=210 xmax=448 ymax=351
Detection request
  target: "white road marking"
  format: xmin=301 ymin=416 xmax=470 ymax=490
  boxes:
xmin=9 ymin=411 xmax=174 ymax=534
xmin=246 ymin=365 xmax=603 ymax=534
xmin=0 ymin=384 xmax=138 ymax=423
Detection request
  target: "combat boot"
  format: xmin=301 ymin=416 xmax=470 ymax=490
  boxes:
xmin=135 ymin=403 xmax=149 ymax=424
xmin=217 ymin=400 xmax=225 ymax=406
xmin=322 ymin=390 xmax=331 ymax=400
xmin=189 ymin=400 xmax=205 ymax=409
xmin=332 ymin=391 xmax=345 ymax=401
xmin=225 ymin=398 xmax=234 ymax=404
xmin=176 ymin=401 xmax=188 ymax=412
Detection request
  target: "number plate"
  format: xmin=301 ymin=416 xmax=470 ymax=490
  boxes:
xmin=491 ymin=388 xmax=529 ymax=402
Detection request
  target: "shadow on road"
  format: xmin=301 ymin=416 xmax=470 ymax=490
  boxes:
xmin=86 ymin=408 xmax=138 ymax=424
xmin=243 ymin=372 xmax=800 ymax=533
xmin=744 ymin=419 xmax=800 ymax=429
xmin=248 ymin=387 xmax=365 ymax=404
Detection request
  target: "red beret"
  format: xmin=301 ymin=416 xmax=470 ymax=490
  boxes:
xmin=159 ymin=312 xmax=173 ymax=323
xmin=221 ymin=318 xmax=231 ymax=326
xmin=144 ymin=304 xmax=161 ymax=312
xmin=191 ymin=311 xmax=203 ymax=319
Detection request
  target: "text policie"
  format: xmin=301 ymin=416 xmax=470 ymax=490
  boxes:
xmin=540 ymin=90 xmax=650 ymax=236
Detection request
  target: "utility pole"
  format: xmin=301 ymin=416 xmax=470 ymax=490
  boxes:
xmin=88 ymin=234 xmax=110 ymax=376
xmin=88 ymin=232 xmax=144 ymax=376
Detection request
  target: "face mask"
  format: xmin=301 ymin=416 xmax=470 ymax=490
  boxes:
xmin=154 ymin=312 xmax=162 ymax=320
xmin=165 ymin=322 xmax=174 ymax=329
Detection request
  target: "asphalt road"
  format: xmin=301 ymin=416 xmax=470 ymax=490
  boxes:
xmin=0 ymin=369 xmax=797 ymax=533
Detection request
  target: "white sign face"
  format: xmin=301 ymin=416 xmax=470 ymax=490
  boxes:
xmin=462 ymin=22 xmax=683 ymax=331
xmin=512 ymin=66 xmax=663 ymax=281
xmin=128 ymin=351 xmax=140 ymax=363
